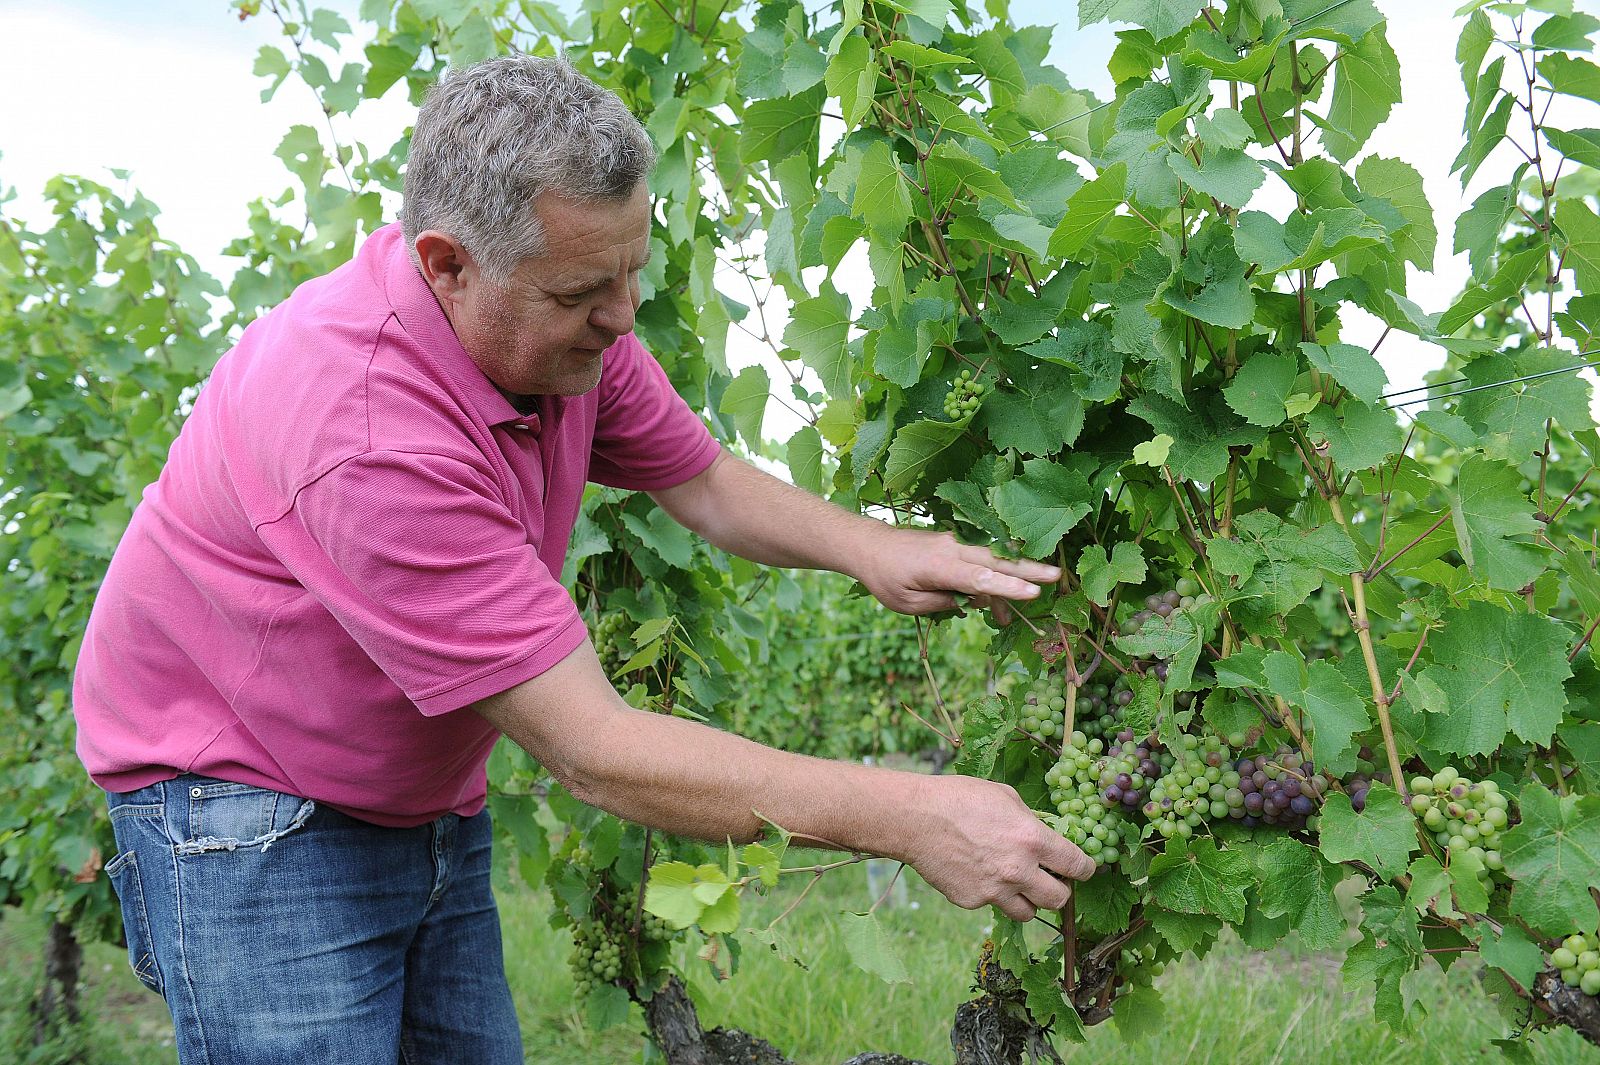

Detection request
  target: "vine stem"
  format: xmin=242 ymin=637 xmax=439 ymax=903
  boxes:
xmin=1330 ymin=495 xmax=1409 ymax=803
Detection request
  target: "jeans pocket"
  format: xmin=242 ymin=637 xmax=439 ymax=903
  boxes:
xmin=177 ymin=779 xmax=317 ymax=856
xmin=105 ymin=850 xmax=163 ymax=996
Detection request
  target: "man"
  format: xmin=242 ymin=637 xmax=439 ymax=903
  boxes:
xmin=74 ymin=54 xmax=1092 ymax=1064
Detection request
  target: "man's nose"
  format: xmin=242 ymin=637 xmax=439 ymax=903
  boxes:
xmin=590 ymin=284 xmax=635 ymax=338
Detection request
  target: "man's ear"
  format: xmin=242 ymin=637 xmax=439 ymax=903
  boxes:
xmin=413 ymin=230 xmax=478 ymax=309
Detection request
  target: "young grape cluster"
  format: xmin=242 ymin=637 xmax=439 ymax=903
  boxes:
xmin=1019 ymin=675 xmax=1068 ymax=740
xmin=1552 ymin=933 xmax=1600 ymax=996
xmin=592 ymin=612 xmax=631 ymax=675
xmin=942 ymin=369 xmax=985 ymax=419
xmin=1046 ymin=733 xmax=1129 ymax=867
xmin=1409 ymin=768 xmax=1511 ymax=879
xmin=570 ymin=919 xmax=624 ymax=996
xmin=1145 ymin=733 xmax=1237 ymax=839
xmin=1117 ymin=942 xmax=1166 ymax=989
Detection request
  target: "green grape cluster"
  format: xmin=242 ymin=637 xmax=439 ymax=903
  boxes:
xmin=1046 ymin=732 xmax=1128 ymax=867
xmin=593 ymin=612 xmax=630 ymax=675
xmin=1408 ymin=768 xmax=1511 ymax=880
xmin=942 ymin=369 xmax=985 ymax=419
xmin=1551 ymin=932 xmax=1600 ymax=996
xmin=1019 ymin=674 xmax=1068 ymax=740
xmin=1144 ymin=733 xmax=1237 ymax=840
xmin=1075 ymin=681 xmax=1120 ymax=741
xmin=570 ymin=919 xmax=624 ymax=996
xmin=1118 ymin=942 xmax=1165 ymax=989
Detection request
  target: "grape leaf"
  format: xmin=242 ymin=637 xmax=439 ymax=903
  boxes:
xmin=1113 ymin=0 xmax=1202 ymax=40
xmin=1448 ymin=454 xmax=1546 ymax=593
xmin=1078 ymin=541 xmax=1147 ymax=606
xmin=1454 ymin=183 xmax=1516 ymax=281
xmin=1261 ymin=651 xmax=1369 ymax=773
xmin=1560 ymin=196 xmax=1600 ymax=294
xmin=1073 ymin=870 xmax=1139 ymax=933
xmin=1456 ymin=10 xmax=1494 ymax=101
xmin=1049 ymin=163 xmax=1127 ymax=259
xmin=719 ymin=365 xmax=769 ymax=447
xmin=873 ymin=286 xmax=957 ymax=387
xmin=1127 ymin=392 xmax=1265 ymax=482
xmin=1540 ymin=53 xmax=1600 ymax=105
xmin=1147 ymin=837 xmax=1250 ymax=923
xmin=1558 ymin=722 xmax=1600 ymax=790
xmin=1323 ymin=24 xmax=1401 ymax=163
xmin=738 ymin=87 xmax=826 ymax=169
xmin=991 ymin=458 xmax=1096 ymax=558
xmin=1019 ymin=960 xmax=1087 ymax=1041
xmin=1224 ymin=351 xmax=1298 ymax=426
xmin=1454 ymin=350 xmax=1596 ymax=463
xmin=1343 ymin=884 xmax=1425 ymax=1033
xmin=935 ymin=479 xmax=1010 ymax=541
xmin=1502 ymin=785 xmax=1600 ymax=936
xmin=952 ymin=695 xmax=1017 ymax=778
xmin=1476 ymin=923 xmax=1546 ymax=993
xmin=853 ymin=140 xmax=914 ymax=238
xmin=783 ymin=284 xmax=852 ymax=399
xmin=840 ymin=911 xmax=911 ymax=983
xmin=1160 ymin=222 xmax=1256 ymax=329
xmin=1300 ymin=341 xmax=1388 ymax=406
xmin=787 ymin=426 xmax=824 ymax=495
xmin=1533 ymin=12 xmax=1600 ymax=53
xmin=1452 ymin=93 xmax=1514 ymax=188
xmin=645 ymin=862 xmax=732 ymax=928
xmin=1416 ymin=602 xmax=1572 ymax=757
xmin=1548 ymin=125 xmax=1600 ymax=171
xmin=1234 ymin=207 xmax=1387 ymax=274
xmin=1113 ymin=601 xmax=1219 ymax=694
xmin=1318 ymin=785 xmax=1417 ymax=879
xmin=884 ymin=418 xmax=965 ymax=493
xmin=1354 ymin=156 xmax=1435 ymax=271
xmin=1206 ymin=510 xmax=1359 ymax=619
xmin=1167 ymin=146 xmax=1265 ymax=208
xmin=1147 ymin=906 xmax=1224 ymax=952
xmin=1306 ymin=399 xmax=1404 ymax=474
xmin=826 ymin=33 xmax=877 ymax=127
xmin=1255 ymin=837 xmax=1348 ymax=950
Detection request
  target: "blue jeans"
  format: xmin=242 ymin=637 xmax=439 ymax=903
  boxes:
xmin=103 ymin=774 xmax=523 ymax=1064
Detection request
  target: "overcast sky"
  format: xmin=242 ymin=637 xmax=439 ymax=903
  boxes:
xmin=3 ymin=0 xmax=1597 ymax=438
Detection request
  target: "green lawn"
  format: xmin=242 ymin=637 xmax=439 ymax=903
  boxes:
xmin=5 ymin=857 xmax=1598 ymax=1065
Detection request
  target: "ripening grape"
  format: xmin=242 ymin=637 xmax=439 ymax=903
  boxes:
xmin=1047 ymin=732 xmax=1131 ymax=868
xmin=943 ymin=369 xmax=986 ymax=419
xmin=1551 ymin=932 xmax=1600 ymax=996
xmin=1229 ymin=745 xmax=1322 ymax=831
xmin=1144 ymin=732 xmax=1236 ymax=839
xmin=1407 ymin=768 xmax=1512 ymax=885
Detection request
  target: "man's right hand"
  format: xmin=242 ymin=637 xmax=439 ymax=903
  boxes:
xmin=892 ymin=774 xmax=1094 ymax=922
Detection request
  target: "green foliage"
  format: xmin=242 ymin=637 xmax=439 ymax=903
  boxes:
xmin=11 ymin=0 xmax=1600 ymax=1058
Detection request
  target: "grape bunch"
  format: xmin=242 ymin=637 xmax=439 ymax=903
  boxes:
xmin=1099 ymin=730 xmax=1170 ymax=818
xmin=943 ymin=369 xmax=985 ymax=419
xmin=592 ymin=612 xmax=631 ymax=675
xmin=1551 ymin=933 xmax=1600 ymax=996
xmin=1120 ymin=578 xmax=1210 ymax=634
xmin=1075 ymin=682 xmax=1120 ymax=742
xmin=1046 ymin=732 xmax=1129 ymax=868
xmin=1019 ymin=675 xmax=1068 ymax=741
xmin=1232 ymin=745 xmax=1324 ymax=830
xmin=1144 ymin=733 xmax=1237 ymax=839
xmin=570 ymin=919 xmax=624 ymax=996
xmin=1117 ymin=942 xmax=1166 ymax=990
xmin=1408 ymin=768 xmax=1511 ymax=879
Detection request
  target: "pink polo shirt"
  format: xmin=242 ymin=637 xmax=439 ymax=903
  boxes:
xmin=72 ymin=222 xmax=720 ymax=827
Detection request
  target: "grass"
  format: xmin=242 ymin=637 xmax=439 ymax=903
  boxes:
xmin=5 ymin=855 xmax=1599 ymax=1065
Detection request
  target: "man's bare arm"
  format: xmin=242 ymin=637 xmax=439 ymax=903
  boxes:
xmin=650 ymin=448 xmax=1061 ymax=615
xmin=472 ymin=640 xmax=1094 ymax=922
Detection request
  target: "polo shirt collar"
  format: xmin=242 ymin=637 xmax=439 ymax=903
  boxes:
xmin=376 ymin=223 xmax=527 ymax=429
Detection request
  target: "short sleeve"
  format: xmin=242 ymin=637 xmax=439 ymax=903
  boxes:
xmin=587 ymin=333 xmax=721 ymax=490
xmin=258 ymin=450 xmax=588 ymax=716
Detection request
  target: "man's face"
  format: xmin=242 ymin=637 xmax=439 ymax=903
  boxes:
xmin=451 ymin=183 xmax=652 ymax=397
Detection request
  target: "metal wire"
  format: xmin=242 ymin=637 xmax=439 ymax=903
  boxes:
xmin=1382 ymin=352 xmax=1600 ymax=409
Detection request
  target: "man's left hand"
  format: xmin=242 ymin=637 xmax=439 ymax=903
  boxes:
xmin=856 ymin=527 xmax=1061 ymax=618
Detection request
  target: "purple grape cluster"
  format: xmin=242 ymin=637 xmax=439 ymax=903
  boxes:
xmin=1232 ymin=746 xmax=1326 ymax=829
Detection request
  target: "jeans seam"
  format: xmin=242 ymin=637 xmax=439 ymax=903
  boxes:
xmin=168 ymin=785 xmax=215 ymax=1065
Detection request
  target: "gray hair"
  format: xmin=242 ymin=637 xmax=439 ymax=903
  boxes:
xmin=401 ymin=54 xmax=656 ymax=284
